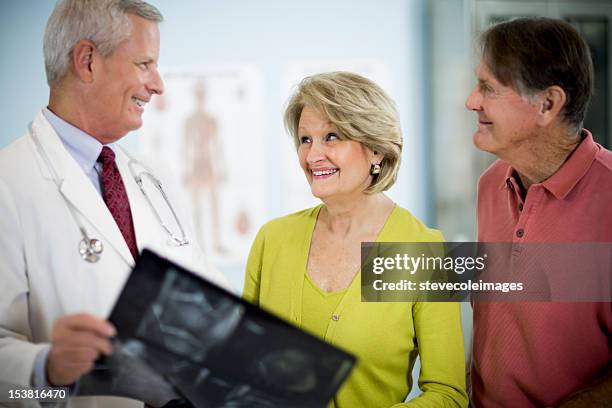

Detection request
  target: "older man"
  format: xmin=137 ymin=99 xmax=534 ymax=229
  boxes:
xmin=465 ymin=18 xmax=611 ymax=407
xmin=0 ymin=1 xmax=225 ymax=406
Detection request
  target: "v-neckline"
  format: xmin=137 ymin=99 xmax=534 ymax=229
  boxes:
xmin=304 ymin=271 xmax=348 ymax=298
xmin=303 ymin=203 xmax=398 ymax=295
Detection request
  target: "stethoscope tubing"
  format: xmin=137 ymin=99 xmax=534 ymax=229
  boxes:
xmin=28 ymin=122 xmax=189 ymax=263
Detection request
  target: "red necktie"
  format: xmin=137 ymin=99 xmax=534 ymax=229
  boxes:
xmin=97 ymin=147 xmax=139 ymax=260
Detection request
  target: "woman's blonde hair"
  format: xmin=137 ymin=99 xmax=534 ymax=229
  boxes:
xmin=284 ymin=71 xmax=402 ymax=194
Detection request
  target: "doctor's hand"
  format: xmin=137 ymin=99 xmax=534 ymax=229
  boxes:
xmin=46 ymin=313 xmax=116 ymax=386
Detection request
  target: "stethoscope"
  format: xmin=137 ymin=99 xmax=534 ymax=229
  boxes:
xmin=29 ymin=123 xmax=190 ymax=263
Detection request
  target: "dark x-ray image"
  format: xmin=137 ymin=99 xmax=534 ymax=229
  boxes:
xmin=100 ymin=249 xmax=355 ymax=408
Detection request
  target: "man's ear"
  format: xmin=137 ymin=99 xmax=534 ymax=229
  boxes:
xmin=537 ymin=85 xmax=566 ymax=127
xmin=72 ymin=39 xmax=96 ymax=83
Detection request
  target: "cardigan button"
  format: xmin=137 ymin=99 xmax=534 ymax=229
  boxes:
xmin=332 ymin=314 xmax=339 ymax=321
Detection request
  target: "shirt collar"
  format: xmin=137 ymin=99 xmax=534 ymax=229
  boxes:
xmin=42 ymin=108 xmax=115 ymax=173
xmin=542 ymin=130 xmax=599 ymax=199
xmin=501 ymin=129 xmax=599 ymax=200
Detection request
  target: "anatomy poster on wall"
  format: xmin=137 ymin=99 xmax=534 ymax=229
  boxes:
xmin=139 ymin=66 xmax=265 ymax=269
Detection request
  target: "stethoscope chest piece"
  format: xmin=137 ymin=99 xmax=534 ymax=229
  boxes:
xmin=79 ymin=238 xmax=104 ymax=263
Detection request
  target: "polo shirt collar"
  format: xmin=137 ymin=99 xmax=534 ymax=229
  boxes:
xmin=542 ymin=130 xmax=598 ymax=200
xmin=502 ymin=129 xmax=599 ymax=200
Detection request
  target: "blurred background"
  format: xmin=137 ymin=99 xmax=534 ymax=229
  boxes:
xmin=1 ymin=0 xmax=610 ymax=399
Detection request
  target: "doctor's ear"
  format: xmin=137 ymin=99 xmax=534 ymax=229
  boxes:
xmin=537 ymin=86 xmax=566 ymax=127
xmin=72 ymin=40 xmax=96 ymax=83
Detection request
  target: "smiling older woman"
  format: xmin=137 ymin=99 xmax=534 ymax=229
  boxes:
xmin=243 ymin=72 xmax=467 ymax=407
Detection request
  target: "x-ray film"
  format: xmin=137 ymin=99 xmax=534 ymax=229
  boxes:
xmin=79 ymin=249 xmax=356 ymax=408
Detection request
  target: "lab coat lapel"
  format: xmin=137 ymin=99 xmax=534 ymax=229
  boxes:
xmin=31 ymin=112 xmax=134 ymax=266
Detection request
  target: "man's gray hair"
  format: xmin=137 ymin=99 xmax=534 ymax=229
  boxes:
xmin=43 ymin=0 xmax=163 ymax=86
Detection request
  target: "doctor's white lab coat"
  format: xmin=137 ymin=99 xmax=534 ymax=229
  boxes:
xmin=0 ymin=111 xmax=228 ymax=408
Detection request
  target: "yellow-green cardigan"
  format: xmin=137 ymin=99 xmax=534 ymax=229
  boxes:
xmin=244 ymin=205 xmax=468 ymax=408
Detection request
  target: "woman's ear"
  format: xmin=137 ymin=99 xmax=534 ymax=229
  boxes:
xmin=369 ymin=149 xmax=384 ymax=163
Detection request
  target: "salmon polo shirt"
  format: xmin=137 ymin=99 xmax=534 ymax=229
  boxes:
xmin=471 ymin=130 xmax=612 ymax=407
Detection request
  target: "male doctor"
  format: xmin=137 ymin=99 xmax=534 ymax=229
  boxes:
xmin=0 ymin=0 xmax=226 ymax=406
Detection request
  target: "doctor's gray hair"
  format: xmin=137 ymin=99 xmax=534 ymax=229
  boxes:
xmin=43 ymin=0 xmax=163 ymax=86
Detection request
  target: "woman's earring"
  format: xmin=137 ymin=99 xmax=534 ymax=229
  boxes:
xmin=370 ymin=163 xmax=381 ymax=175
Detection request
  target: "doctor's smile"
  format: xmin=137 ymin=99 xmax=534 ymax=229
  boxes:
xmin=131 ymin=96 xmax=149 ymax=109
